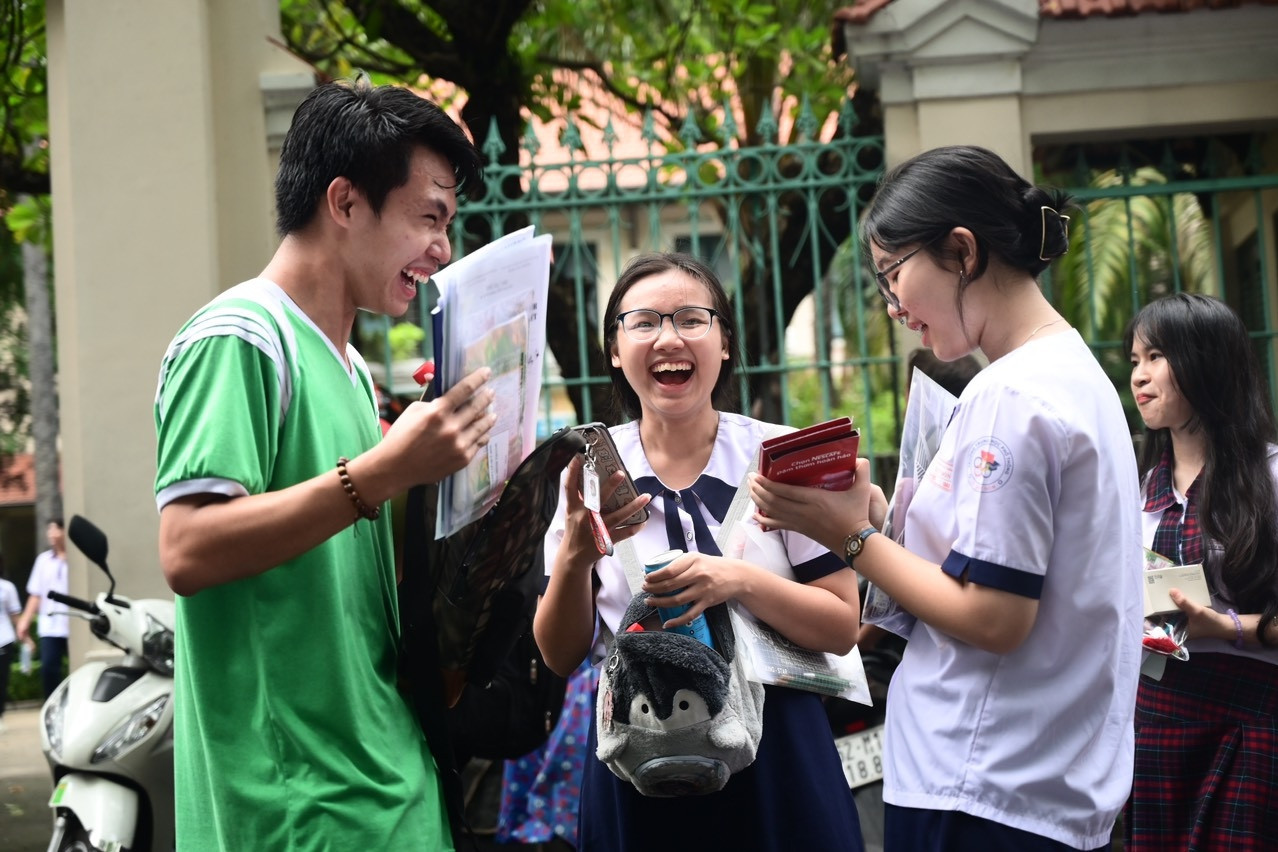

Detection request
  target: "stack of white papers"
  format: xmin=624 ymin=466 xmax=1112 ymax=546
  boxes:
xmin=430 ymin=226 xmax=554 ymax=538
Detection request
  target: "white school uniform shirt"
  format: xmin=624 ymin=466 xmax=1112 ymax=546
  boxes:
xmin=26 ymin=549 xmax=70 ymax=639
xmin=545 ymin=412 xmax=845 ymax=657
xmin=885 ymin=331 xmax=1144 ymax=850
xmin=0 ymin=578 xmax=20 ymax=647
xmin=1139 ymin=445 xmax=1278 ymax=667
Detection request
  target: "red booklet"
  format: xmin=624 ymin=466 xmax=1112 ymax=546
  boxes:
xmin=759 ymin=417 xmax=859 ymax=491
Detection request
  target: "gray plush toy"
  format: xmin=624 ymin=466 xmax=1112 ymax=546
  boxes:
xmin=596 ymin=592 xmax=766 ymax=797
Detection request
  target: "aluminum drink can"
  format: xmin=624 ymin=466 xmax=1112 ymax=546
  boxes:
xmin=643 ymin=549 xmax=716 ymax=650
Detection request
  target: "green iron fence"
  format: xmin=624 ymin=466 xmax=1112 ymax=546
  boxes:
xmin=361 ymin=98 xmax=902 ymax=464
xmin=362 ymin=119 xmax=1278 ymax=482
xmin=1039 ymin=134 xmax=1278 ymax=429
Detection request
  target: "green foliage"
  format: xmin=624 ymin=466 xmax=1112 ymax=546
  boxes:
xmin=783 ymin=361 xmax=898 ymax=461
xmin=387 ymin=321 xmax=426 ymax=360
xmin=278 ymin=1 xmax=425 ymax=87
xmin=513 ymin=0 xmax=854 ymax=146
xmin=278 ymin=1 xmax=868 ymax=426
xmin=1050 ymin=167 xmax=1218 ymax=345
xmin=0 ymin=0 xmax=51 ymax=456
xmin=7 ymin=656 xmax=44 ymax=702
xmin=280 ymin=1 xmax=853 ymax=148
xmin=0 ymin=302 xmax=29 ymax=454
xmin=0 ymin=0 xmax=49 ymax=205
xmin=4 ymin=193 xmax=49 ymax=244
xmin=1043 ymin=166 xmax=1218 ymax=433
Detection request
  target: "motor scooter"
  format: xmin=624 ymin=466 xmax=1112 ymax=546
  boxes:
xmin=40 ymin=514 xmax=175 ymax=852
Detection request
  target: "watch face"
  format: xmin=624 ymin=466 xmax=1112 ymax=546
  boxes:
xmin=845 ymin=527 xmax=875 ymax=564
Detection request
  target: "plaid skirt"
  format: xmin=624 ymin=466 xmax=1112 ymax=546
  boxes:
xmin=1124 ymin=652 xmax=1278 ymax=852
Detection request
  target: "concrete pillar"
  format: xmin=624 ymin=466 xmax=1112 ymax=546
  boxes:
xmin=46 ymin=0 xmax=313 ymax=663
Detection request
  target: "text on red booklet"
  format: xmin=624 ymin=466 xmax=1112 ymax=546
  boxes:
xmin=759 ymin=417 xmax=859 ymax=491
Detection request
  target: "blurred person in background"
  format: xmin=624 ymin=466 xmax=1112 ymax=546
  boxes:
xmin=17 ymin=518 xmax=69 ymax=699
xmin=0 ymin=554 xmax=31 ymax=732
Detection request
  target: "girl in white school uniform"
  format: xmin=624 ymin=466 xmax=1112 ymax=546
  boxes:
xmin=750 ymin=146 xmax=1144 ymax=851
xmin=534 ymin=252 xmax=865 ymax=851
xmin=1123 ymin=293 xmax=1278 ymax=851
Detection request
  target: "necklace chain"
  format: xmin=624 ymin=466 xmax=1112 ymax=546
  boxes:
xmin=1022 ymin=318 xmax=1063 ymax=347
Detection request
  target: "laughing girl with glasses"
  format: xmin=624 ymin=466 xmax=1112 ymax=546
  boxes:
xmin=534 ymin=252 xmax=865 ymax=852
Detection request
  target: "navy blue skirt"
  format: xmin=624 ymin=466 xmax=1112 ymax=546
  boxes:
xmin=578 ymin=683 xmax=864 ymax=851
xmin=885 ymin=805 xmax=1110 ymax=852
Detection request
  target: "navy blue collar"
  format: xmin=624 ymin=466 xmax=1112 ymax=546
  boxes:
xmin=633 ymin=474 xmax=738 ymax=556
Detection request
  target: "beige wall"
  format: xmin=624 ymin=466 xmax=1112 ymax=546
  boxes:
xmin=845 ymin=2 xmax=1278 ymax=383
xmin=47 ymin=0 xmax=312 ymax=663
xmin=912 ymin=96 xmax=1030 ymax=177
xmin=851 ymin=4 xmax=1278 ymax=171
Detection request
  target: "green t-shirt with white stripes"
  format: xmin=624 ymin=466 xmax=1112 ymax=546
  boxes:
xmin=155 ymin=279 xmax=450 ymax=851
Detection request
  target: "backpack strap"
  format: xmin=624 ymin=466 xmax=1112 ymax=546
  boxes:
xmin=399 ymin=482 xmax=469 ymax=845
xmin=614 ymin=471 xmax=757 ymax=594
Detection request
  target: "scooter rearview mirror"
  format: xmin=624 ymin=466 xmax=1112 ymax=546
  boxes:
xmin=68 ymin=514 xmax=109 ymax=571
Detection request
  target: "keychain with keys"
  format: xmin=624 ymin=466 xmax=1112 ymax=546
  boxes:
xmin=581 ymin=446 xmax=614 ymax=557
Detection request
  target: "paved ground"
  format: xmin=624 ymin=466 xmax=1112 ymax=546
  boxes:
xmin=0 ymin=702 xmax=54 ymax=852
xmin=0 ymin=700 xmax=890 ymax=852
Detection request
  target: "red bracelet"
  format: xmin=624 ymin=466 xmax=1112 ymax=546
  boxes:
xmin=337 ymin=457 xmax=381 ymax=522
xmin=1227 ymin=608 xmax=1245 ymax=649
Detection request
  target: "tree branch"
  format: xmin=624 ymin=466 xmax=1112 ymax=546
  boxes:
xmin=348 ymin=0 xmax=470 ymax=80
xmin=0 ymin=155 xmax=49 ymax=197
xmin=535 ymin=55 xmax=684 ymax=131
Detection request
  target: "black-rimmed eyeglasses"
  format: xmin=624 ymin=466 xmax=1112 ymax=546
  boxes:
xmin=616 ymin=307 xmax=719 ymax=342
xmin=873 ymin=245 xmax=928 ymax=311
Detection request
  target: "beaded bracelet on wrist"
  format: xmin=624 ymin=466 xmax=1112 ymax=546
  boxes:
xmin=1226 ymin=608 xmax=1245 ymax=650
xmin=337 ymin=457 xmax=381 ymax=522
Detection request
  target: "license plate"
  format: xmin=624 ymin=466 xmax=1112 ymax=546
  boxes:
xmin=835 ymin=724 xmax=885 ymax=789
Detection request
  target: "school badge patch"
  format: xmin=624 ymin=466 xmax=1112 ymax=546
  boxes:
xmin=966 ymin=436 xmax=1013 ymax=492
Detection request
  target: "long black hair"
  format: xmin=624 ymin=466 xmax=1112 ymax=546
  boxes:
xmin=1125 ymin=293 xmax=1278 ymax=644
xmin=601 ymin=252 xmax=740 ymax=422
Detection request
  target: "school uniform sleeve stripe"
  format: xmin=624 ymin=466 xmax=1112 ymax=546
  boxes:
xmin=940 ymin=550 xmax=1044 ymax=599
xmin=155 ymin=476 xmax=250 ymax=513
xmin=155 ymin=305 xmax=292 ymax=423
xmin=791 ymin=551 xmax=847 ymax=584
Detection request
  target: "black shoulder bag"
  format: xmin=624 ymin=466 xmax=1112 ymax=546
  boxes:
xmin=398 ymin=426 xmax=584 ymax=842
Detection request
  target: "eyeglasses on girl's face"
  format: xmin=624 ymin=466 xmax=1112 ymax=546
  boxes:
xmin=615 ymin=306 xmax=719 ymax=342
xmin=873 ymin=245 xmax=928 ymax=311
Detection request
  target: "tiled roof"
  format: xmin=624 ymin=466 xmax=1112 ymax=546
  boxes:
xmin=0 ymin=453 xmax=35 ymax=507
xmin=833 ymin=0 xmax=893 ymax=26
xmin=834 ymin=0 xmax=1276 ymax=31
xmin=1038 ymin=0 xmax=1276 ymax=18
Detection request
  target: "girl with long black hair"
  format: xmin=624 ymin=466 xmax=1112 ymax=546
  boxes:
xmin=1124 ymin=292 xmax=1278 ymax=850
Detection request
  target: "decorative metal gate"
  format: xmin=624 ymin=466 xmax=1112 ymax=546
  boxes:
xmin=362 ymin=99 xmax=898 ymax=455
xmin=363 ymin=121 xmax=1278 ymax=472
xmin=1039 ymin=133 xmax=1278 ymax=424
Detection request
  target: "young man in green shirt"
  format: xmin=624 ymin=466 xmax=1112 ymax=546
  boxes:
xmin=154 ymin=78 xmax=496 ymax=851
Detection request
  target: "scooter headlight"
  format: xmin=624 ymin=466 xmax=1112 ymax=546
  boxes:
xmin=92 ymin=694 xmax=170 ymax=764
xmin=141 ymin=613 xmax=175 ymax=677
xmin=43 ymin=681 xmax=69 ymax=758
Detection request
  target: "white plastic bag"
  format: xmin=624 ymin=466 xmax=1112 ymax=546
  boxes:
xmin=861 ymin=369 xmax=962 ymax=639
